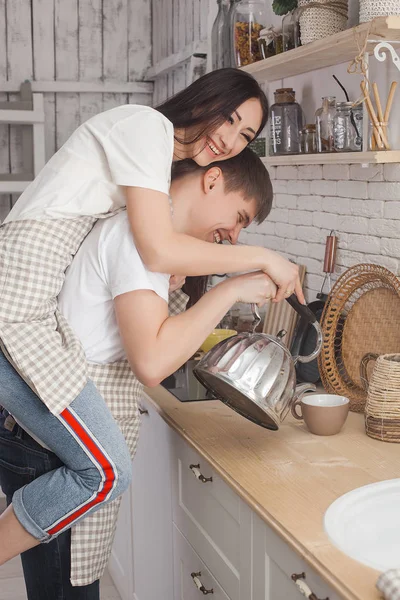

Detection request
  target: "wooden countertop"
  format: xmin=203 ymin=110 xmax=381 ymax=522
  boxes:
xmin=143 ymin=384 xmax=400 ymax=600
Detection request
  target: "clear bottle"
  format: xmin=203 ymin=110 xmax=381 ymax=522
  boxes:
xmin=212 ymin=0 xmax=230 ymax=70
xmin=282 ymin=8 xmax=301 ymax=52
xmin=225 ymin=0 xmax=242 ymax=67
xmin=315 ymin=96 xmax=336 ymax=153
xmin=233 ymin=0 xmax=267 ymax=67
xmin=270 ymin=87 xmax=303 ymax=155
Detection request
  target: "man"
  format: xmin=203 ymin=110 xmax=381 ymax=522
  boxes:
xmin=0 ymin=148 xmax=274 ymax=598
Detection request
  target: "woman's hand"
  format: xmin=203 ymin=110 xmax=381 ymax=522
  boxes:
xmin=224 ymin=271 xmax=277 ymax=306
xmin=262 ymin=250 xmax=304 ymax=304
xmin=169 ymin=274 xmax=186 ymax=293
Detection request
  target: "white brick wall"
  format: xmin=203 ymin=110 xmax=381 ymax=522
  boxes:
xmin=241 ymin=163 xmax=400 ymax=302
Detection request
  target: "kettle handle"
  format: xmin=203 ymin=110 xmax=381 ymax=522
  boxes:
xmin=285 ymin=294 xmax=317 ymax=323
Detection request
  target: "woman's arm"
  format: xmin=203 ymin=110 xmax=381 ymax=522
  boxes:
xmin=114 ymin=271 xmax=276 ymax=387
xmin=125 ymin=187 xmax=304 ymax=304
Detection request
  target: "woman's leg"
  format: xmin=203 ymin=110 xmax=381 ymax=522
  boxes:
xmin=0 ymin=409 xmax=100 ymax=599
xmin=0 ymin=351 xmax=132 ymax=565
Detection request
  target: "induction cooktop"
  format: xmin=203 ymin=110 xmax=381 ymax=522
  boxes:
xmin=161 ymin=359 xmax=216 ymax=402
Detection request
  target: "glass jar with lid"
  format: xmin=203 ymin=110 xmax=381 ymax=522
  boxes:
xmin=315 ymin=96 xmax=336 ymax=153
xmin=233 ymin=0 xmax=267 ymax=67
xmin=270 ymin=87 xmax=303 ymax=155
xmin=333 ymin=102 xmax=363 ymax=152
xmin=301 ymin=124 xmax=316 ymax=153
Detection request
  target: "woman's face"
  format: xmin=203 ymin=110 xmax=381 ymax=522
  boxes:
xmin=191 ymin=97 xmax=263 ymax=166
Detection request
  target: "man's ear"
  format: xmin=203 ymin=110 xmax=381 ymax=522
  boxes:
xmin=203 ymin=167 xmax=222 ymax=193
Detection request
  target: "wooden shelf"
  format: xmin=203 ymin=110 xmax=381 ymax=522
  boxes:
xmin=262 ymin=150 xmax=400 ymax=166
xmin=241 ymin=16 xmax=400 ymax=81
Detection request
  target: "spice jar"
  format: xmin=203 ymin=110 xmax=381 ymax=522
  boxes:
xmin=270 ymin=88 xmax=303 ymax=155
xmin=233 ymin=0 xmax=267 ymax=67
xmin=301 ymin=124 xmax=316 ymax=153
xmin=315 ymin=96 xmax=336 ymax=153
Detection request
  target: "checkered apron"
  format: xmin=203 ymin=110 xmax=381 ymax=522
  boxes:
xmin=0 ymin=216 xmax=112 ymax=415
xmin=70 ymin=289 xmax=189 ymax=586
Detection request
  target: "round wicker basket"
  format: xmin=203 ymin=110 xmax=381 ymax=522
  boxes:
xmin=360 ymin=0 xmax=400 ymax=23
xmin=365 ymin=354 xmax=400 ymax=443
xmin=298 ymin=0 xmax=348 ymax=45
xmin=318 ymin=263 xmax=400 ymax=413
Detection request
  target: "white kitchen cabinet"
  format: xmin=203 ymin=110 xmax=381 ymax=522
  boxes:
xmin=252 ymin=511 xmax=341 ymax=600
xmin=110 ymin=393 xmax=175 ymax=600
xmin=111 ymin=394 xmax=342 ymax=600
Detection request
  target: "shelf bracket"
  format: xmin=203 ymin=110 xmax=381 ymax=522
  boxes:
xmin=373 ymin=42 xmax=400 ymax=72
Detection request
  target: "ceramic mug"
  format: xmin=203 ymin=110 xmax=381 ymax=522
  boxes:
xmin=291 ymin=394 xmax=349 ymax=436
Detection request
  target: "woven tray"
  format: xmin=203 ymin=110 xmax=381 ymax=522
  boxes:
xmin=318 ymin=264 xmax=400 ymax=412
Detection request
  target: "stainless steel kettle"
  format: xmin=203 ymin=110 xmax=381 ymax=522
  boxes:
xmin=193 ymin=295 xmax=323 ymax=430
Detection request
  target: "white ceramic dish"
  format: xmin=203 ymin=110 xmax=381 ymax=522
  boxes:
xmin=324 ymin=478 xmax=400 ymax=571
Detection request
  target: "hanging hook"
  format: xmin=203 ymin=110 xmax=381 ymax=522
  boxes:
xmin=374 ymin=42 xmax=400 ymax=72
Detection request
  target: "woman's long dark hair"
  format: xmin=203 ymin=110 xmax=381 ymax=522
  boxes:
xmin=156 ymin=68 xmax=268 ymax=145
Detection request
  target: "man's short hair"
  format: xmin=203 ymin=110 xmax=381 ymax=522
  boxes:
xmin=171 ymin=148 xmax=273 ymax=224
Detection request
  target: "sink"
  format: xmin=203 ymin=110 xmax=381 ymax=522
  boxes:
xmin=324 ymin=478 xmax=400 ymax=571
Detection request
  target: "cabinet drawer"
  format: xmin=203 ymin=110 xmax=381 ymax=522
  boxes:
xmin=173 ymin=524 xmax=231 ymax=600
xmin=171 ymin=432 xmax=251 ymax=600
xmin=252 ymin=512 xmax=342 ymax=600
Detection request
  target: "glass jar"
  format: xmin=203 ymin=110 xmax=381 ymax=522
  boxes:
xmin=212 ymin=0 xmax=230 ymax=70
xmin=233 ymin=0 xmax=267 ymax=67
xmin=270 ymin=87 xmax=303 ymax=155
xmin=333 ymin=102 xmax=363 ymax=152
xmin=315 ymin=96 xmax=336 ymax=153
xmin=282 ymin=9 xmax=301 ymax=52
xmin=301 ymin=124 xmax=316 ymax=153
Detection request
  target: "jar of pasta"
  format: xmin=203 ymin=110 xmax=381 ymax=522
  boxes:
xmin=233 ymin=1 xmax=267 ymax=67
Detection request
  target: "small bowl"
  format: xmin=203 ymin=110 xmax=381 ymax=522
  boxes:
xmin=200 ymin=329 xmax=237 ymax=353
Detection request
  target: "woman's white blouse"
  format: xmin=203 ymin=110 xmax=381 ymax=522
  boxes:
xmin=4 ymin=104 xmax=174 ymax=223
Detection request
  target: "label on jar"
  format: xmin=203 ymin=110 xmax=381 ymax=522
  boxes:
xmin=272 ymin=114 xmax=282 ymax=152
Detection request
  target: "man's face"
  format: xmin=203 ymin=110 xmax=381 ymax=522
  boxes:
xmin=186 ymin=181 xmax=257 ymax=246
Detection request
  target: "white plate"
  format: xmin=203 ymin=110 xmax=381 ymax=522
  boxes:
xmin=324 ymin=478 xmax=400 ymax=571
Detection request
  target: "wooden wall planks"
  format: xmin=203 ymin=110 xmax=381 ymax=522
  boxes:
xmin=151 ymin=0 xmax=215 ymax=103
xmin=0 ymin=0 xmax=152 ymax=217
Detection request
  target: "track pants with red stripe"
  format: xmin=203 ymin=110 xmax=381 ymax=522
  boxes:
xmin=0 ymin=350 xmax=132 ymax=541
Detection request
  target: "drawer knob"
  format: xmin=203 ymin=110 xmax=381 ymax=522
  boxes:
xmin=191 ymin=571 xmax=214 ymax=595
xmin=138 ymin=407 xmax=149 ymax=415
xmin=189 ymin=464 xmax=213 ymax=483
xmin=291 ymin=573 xmax=329 ymax=600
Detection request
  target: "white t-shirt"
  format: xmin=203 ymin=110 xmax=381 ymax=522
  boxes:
xmin=5 ymin=105 xmax=174 ymax=223
xmin=58 ymin=211 xmax=170 ymax=364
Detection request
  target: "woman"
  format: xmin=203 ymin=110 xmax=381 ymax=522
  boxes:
xmin=0 ymin=150 xmax=275 ymax=592
xmin=0 ymin=68 xmax=300 ymax=563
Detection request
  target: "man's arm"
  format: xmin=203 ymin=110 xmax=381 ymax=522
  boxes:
xmin=114 ymin=271 xmax=275 ymax=387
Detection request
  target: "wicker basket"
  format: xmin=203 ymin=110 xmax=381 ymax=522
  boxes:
xmin=360 ymin=0 xmax=400 ymax=23
xmin=298 ymin=0 xmax=348 ymax=45
xmin=365 ymin=354 xmax=400 ymax=443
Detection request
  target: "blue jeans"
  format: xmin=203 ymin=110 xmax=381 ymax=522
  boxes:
xmin=0 ymin=408 xmax=100 ymax=599
xmin=0 ymin=350 xmax=132 ymax=541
